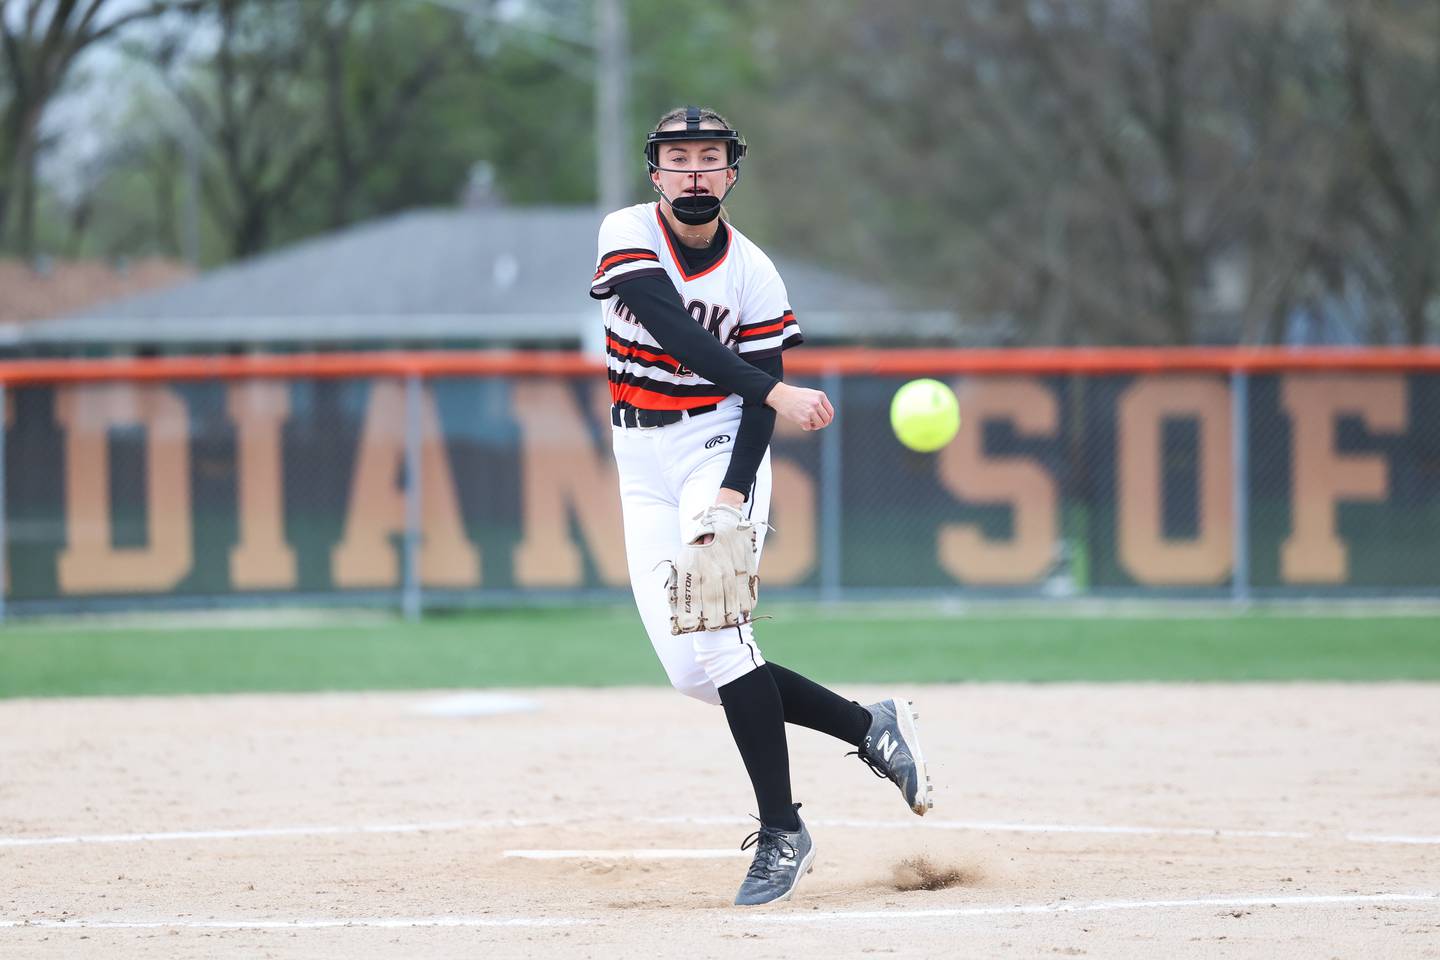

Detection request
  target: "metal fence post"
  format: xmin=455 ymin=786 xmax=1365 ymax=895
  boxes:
xmin=819 ymin=369 xmax=843 ymax=604
xmin=402 ymin=374 xmax=423 ymax=621
xmin=0 ymin=381 xmax=6 ymax=624
xmin=1230 ymin=370 xmax=1250 ymax=605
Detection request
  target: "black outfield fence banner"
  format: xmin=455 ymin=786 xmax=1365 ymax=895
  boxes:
xmin=3 ymin=353 xmax=1438 ymax=612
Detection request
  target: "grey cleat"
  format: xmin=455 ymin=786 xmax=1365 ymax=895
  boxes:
xmin=733 ymin=807 xmax=815 ymax=906
xmin=853 ymin=696 xmax=934 ymax=815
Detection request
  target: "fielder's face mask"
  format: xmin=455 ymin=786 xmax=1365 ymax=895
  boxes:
xmin=646 ymin=106 xmax=747 ymax=225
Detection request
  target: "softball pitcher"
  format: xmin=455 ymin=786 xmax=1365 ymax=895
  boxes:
xmin=591 ymin=106 xmax=933 ymax=906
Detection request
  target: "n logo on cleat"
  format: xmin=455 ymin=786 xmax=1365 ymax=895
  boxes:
xmin=876 ymin=731 xmax=899 ymax=763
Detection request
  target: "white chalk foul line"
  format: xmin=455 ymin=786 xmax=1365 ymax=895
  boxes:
xmin=505 ymin=848 xmax=747 ymax=860
xmin=4 ymin=816 xmax=1434 ymax=849
xmin=821 ymin=817 xmax=1314 ymax=840
xmin=0 ymin=916 xmax=585 ymax=930
xmin=1346 ymin=833 xmax=1440 ymax=845
xmin=0 ymin=818 xmax=570 ymax=848
xmin=2 ymin=892 xmax=1435 ymax=932
xmin=748 ymin=892 xmax=1440 ymax=924
xmin=640 ymin=815 xmax=1312 ymax=840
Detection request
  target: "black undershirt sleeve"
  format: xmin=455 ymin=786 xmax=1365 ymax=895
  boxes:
xmin=612 ymin=273 xmax=780 ymax=405
xmin=721 ymin=352 xmax=780 ymax=498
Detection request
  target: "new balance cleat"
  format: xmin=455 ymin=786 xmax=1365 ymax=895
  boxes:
xmin=733 ymin=807 xmax=815 ymax=906
xmin=853 ymin=696 xmax=933 ymax=815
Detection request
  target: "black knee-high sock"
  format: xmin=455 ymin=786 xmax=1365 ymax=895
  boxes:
xmin=717 ymin=667 xmax=799 ymax=832
xmin=766 ymin=662 xmax=872 ymax=747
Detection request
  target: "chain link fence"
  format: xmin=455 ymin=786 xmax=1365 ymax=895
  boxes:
xmin=3 ymin=364 xmax=1438 ymax=616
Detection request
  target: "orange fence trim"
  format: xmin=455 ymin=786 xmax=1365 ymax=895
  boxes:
xmin=0 ymin=351 xmax=597 ymax=385
xmin=3 ymin=347 xmax=1440 ymax=385
xmin=791 ymin=347 xmax=1440 ymax=375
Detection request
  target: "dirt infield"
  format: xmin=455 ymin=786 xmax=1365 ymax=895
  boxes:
xmin=2 ymin=684 xmax=1438 ymax=959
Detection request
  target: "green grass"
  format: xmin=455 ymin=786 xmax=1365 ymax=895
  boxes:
xmin=2 ymin=605 xmax=1437 ymax=698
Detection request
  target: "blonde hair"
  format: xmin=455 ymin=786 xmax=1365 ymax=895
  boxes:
xmin=651 ymin=106 xmax=737 ymax=134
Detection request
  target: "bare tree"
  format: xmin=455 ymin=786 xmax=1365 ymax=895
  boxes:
xmin=144 ymin=0 xmax=469 ymax=258
xmin=312 ymin=0 xmax=470 ymax=230
xmin=1339 ymin=0 xmax=1440 ymax=344
xmin=0 ymin=0 xmax=199 ymax=256
xmin=736 ymin=0 xmax=1368 ymax=345
xmin=974 ymin=0 xmax=1350 ymax=345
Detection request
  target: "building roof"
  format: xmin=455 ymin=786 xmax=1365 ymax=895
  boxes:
xmin=24 ymin=206 xmax=955 ymax=348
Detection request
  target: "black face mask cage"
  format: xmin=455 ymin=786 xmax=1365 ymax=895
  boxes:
xmin=644 ymin=105 xmax=747 ymax=170
xmin=644 ymin=106 xmax=747 ymax=225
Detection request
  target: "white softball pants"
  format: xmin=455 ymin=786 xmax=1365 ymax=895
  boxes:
xmin=612 ymin=399 xmax=772 ymax=705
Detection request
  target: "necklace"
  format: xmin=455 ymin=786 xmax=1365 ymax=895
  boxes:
xmin=674 ymin=221 xmax=720 ymax=246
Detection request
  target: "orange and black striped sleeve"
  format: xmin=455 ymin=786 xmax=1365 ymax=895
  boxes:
xmin=591 ymin=247 xmax=666 ymax=299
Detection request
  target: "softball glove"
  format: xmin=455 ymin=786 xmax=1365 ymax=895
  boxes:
xmin=667 ymin=504 xmax=759 ymax=634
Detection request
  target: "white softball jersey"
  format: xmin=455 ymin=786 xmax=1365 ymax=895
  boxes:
xmin=591 ymin=202 xmax=803 ymax=413
xmin=591 ymin=202 xmax=803 ymax=703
